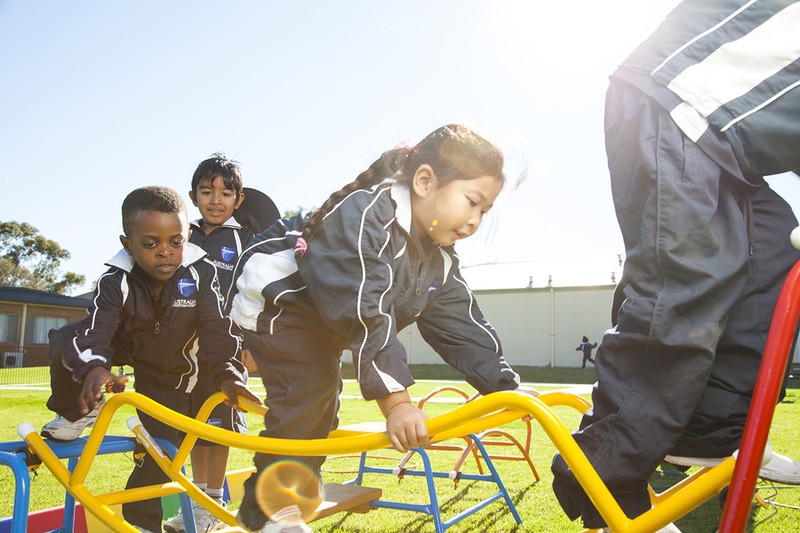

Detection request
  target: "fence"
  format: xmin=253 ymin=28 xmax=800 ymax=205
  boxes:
xmin=0 ymin=343 xmax=51 ymax=385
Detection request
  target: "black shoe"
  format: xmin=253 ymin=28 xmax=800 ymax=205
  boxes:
xmin=237 ymin=482 xmax=269 ymax=532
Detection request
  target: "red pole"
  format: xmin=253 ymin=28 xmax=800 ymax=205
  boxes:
xmin=718 ymin=260 xmax=800 ymax=532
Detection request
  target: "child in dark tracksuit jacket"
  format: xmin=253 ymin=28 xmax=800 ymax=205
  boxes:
xmin=162 ymin=153 xmax=280 ymax=533
xmin=228 ymin=125 xmax=536 ymax=532
xmin=190 ymin=215 xmax=252 ymax=292
xmin=42 ymin=186 xmax=258 ymax=533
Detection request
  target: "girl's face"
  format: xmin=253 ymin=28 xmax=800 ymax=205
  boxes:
xmin=412 ymin=166 xmax=502 ymax=246
xmin=189 ymin=176 xmax=244 ymax=233
xmin=120 ymin=210 xmax=188 ymax=294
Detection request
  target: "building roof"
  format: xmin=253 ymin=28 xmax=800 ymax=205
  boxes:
xmin=461 ymin=254 xmax=624 ymax=290
xmin=0 ymin=286 xmax=91 ymax=308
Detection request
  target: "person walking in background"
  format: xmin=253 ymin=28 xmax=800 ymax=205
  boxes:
xmin=576 ymin=336 xmax=596 ymax=368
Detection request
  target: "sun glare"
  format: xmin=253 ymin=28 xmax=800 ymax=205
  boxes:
xmin=487 ymin=1 xmax=680 ymax=79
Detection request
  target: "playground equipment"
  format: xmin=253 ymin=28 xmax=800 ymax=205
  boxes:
xmin=0 ymin=435 xmax=192 ymax=533
xmin=335 ymin=421 xmax=530 ymax=533
xmin=405 ymin=386 xmax=540 ymax=483
xmin=326 ymin=386 xmax=547 ymax=532
xmin=4 ymin=257 xmax=800 ymax=532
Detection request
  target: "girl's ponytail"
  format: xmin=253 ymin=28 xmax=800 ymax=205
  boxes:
xmin=294 ymin=147 xmax=410 ymax=258
xmin=295 ymin=124 xmax=504 ymax=259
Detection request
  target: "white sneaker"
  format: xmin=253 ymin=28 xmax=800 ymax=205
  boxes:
xmin=132 ymin=526 xmax=156 ymax=533
xmin=665 ymin=440 xmax=800 ymax=485
xmin=236 ymin=505 xmax=312 ymax=533
xmin=164 ymin=500 xmax=225 ymax=533
xmin=757 ymin=451 xmax=800 ymax=485
xmin=41 ymin=398 xmax=104 ymax=441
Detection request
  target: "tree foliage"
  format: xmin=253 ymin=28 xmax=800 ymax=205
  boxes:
xmin=0 ymin=221 xmax=86 ymax=294
xmin=283 ymin=206 xmax=310 ymax=218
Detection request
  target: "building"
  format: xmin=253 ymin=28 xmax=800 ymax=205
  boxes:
xmin=397 ymin=283 xmax=616 ymax=368
xmin=0 ymin=286 xmax=90 ymax=369
xmin=343 ymin=257 xmax=800 ymax=371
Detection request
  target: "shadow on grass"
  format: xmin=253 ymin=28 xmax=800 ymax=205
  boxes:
xmin=652 ymin=464 xmax=764 ymax=533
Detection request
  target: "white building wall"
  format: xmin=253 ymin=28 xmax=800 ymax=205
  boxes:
xmin=404 ymin=284 xmax=616 ymax=367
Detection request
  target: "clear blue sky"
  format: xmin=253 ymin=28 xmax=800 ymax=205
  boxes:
xmin=2 ymin=1 xmax=799 ymax=294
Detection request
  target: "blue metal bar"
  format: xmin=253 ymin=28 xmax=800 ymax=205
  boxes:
xmin=0 ymin=451 xmax=30 ymax=533
xmin=351 ymin=435 xmax=521 ymax=532
xmin=442 ymin=492 xmax=504 ymax=530
xmin=469 ymin=435 xmax=522 ymax=525
xmin=1 ymin=435 xmax=195 ymax=533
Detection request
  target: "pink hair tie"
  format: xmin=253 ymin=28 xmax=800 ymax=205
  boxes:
xmin=294 ymin=237 xmax=308 ymax=257
xmin=395 ymin=140 xmax=415 ymax=155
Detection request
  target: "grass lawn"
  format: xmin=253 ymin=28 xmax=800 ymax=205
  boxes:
xmin=0 ymin=367 xmax=798 ymax=532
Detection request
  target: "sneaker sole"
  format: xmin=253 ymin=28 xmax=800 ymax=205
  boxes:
xmin=758 ymin=471 xmax=800 ymax=485
xmin=163 ymin=525 xmax=184 ymax=533
xmin=40 ymin=427 xmax=92 ymax=441
xmin=665 ymin=456 xmax=800 ymax=485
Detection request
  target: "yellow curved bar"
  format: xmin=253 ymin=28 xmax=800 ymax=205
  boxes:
xmin=18 ymin=426 xmax=141 ymax=533
xmin=22 ymin=386 xmax=735 ymax=533
xmin=110 ymin=390 xmax=629 ymax=526
xmin=91 ymin=390 xmax=590 ymax=457
xmin=127 ymin=417 xmax=239 ymax=528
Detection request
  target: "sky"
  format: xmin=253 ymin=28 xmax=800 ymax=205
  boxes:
xmin=3 ymin=1 xmax=800 ymax=294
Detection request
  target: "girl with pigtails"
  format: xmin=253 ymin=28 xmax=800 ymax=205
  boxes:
xmin=228 ymin=124 xmax=535 ymax=533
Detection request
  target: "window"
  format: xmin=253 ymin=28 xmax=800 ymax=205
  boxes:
xmin=24 ymin=316 xmax=68 ymax=344
xmin=0 ymin=314 xmax=20 ymax=343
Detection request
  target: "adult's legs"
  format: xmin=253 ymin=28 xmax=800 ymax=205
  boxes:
xmin=673 ymin=182 xmax=800 ymax=456
xmin=552 ymin=80 xmax=752 ymax=528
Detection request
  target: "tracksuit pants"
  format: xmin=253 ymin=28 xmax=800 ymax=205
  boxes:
xmin=551 ymin=79 xmax=800 ymax=528
xmin=236 ymin=325 xmax=343 ymax=530
xmin=46 ymin=350 xmax=189 ymax=532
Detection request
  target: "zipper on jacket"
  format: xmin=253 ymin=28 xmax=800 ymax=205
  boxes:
xmin=740 ymin=193 xmax=754 ymax=256
xmin=146 ymin=288 xmax=163 ymax=335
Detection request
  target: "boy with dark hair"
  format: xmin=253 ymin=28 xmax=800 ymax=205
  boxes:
xmin=163 ymin=154 xmax=279 ymax=533
xmin=41 ymin=185 xmax=260 ymax=533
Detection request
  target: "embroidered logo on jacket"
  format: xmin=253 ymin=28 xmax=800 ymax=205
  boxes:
xmin=428 ymin=280 xmax=441 ymax=297
xmin=177 ymin=278 xmax=197 ymax=297
xmin=221 ymin=246 xmax=236 ymax=262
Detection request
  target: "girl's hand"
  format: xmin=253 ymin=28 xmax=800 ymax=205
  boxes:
xmin=385 ymin=403 xmax=430 ymax=452
xmin=377 ymin=390 xmax=429 ymax=452
xmin=219 ymin=379 xmax=263 ymax=410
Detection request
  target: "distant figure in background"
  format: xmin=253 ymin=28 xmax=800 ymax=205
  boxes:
xmin=576 ymin=336 xmax=597 ymax=369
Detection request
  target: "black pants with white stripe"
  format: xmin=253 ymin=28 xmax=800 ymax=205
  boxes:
xmin=552 ymin=79 xmax=800 ymax=528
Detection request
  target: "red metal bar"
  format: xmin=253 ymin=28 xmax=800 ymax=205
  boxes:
xmin=718 ymin=259 xmax=800 ymax=532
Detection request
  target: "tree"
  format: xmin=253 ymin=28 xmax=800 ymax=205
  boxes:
xmin=0 ymin=221 xmax=86 ymax=294
xmin=283 ymin=206 xmax=311 ymax=218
